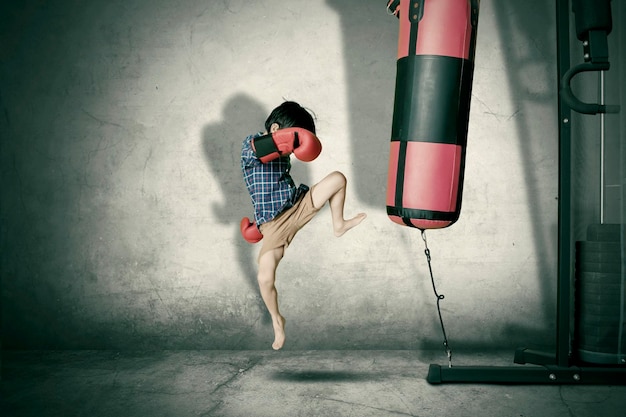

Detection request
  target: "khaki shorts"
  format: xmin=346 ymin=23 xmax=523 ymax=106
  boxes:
xmin=258 ymin=187 xmax=320 ymax=263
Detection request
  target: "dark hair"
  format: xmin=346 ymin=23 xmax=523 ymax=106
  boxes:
xmin=264 ymin=101 xmax=316 ymax=134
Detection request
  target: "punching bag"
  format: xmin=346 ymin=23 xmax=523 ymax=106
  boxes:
xmin=386 ymin=0 xmax=479 ymax=229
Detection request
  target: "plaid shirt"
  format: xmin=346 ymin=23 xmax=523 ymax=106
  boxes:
xmin=241 ymin=132 xmax=309 ymax=226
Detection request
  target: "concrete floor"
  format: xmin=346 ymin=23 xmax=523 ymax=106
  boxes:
xmin=1 ymin=350 xmax=625 ymax=417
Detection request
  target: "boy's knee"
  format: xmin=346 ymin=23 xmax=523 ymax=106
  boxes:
xmin=329 ymin=171 xmax=346 ymax=187
xmin=257 ymin=271 xmax=274 ymax=287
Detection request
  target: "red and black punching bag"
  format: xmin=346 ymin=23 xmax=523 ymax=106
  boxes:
xmin=386 ymin=0 xmax=479 ymax=230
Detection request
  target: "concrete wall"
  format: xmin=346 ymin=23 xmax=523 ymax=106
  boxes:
xmin=0 ymin=0 xmax=615 ymax=351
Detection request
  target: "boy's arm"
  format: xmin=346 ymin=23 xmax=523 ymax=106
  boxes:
xmin=252 ymin=128 xmax=322 ymax=163
xmin=240 ymin=217 xmax=263 ymax=243
xmin=240 ymin=135 xmax=263 ymax=243
xmin=241 ymin=135 xmax=262 ymax=168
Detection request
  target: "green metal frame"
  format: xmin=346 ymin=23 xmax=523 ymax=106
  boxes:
xmin=426 ymin=0 xmax=626 ymax=385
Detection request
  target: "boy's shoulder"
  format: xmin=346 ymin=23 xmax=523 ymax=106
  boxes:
xmin=243 ymin=131 xmax=264 ymax=145
xmin=241 ymin=132 xmax=267 ymax=167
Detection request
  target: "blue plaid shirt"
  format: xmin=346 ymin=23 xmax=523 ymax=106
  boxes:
xmin=241 ymin=132 xmax=309 ymax=226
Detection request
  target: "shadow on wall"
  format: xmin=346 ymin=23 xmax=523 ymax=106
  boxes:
xmin=201 ymin=94 xmax=266 ymax=320
xmin=492 ymin=0 xmax=558 ymax=343
xmin=200 ymin=94 xmax=313 ymax=325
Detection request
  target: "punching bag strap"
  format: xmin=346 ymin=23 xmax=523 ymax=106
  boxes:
xmin=408 ymin=1 xmax=424 ymax=52
xmin=408 ymin=1 xmax=425 ymax=23
xmin=393 ymin=0 xmax=425 ymax=228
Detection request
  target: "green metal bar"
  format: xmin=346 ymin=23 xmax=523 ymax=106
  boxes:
xmin=427 ymin=364 xmax=626 ymax=385
xmin=556 ymin=0 xmax=574 ymax=369
xmin=514 ymin=348 xmax=556 ymax=365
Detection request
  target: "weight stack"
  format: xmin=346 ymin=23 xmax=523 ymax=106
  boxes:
xmin=574 ymin=223 xmax=625 ymax=365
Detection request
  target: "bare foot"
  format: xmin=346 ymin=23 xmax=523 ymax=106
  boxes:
xmin=271 ymin=315 xmax=286 ymax=350
xmin=334 ymin=213 xmax=367 ymax=237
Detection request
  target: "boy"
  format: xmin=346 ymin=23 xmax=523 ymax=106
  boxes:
xmin=240 ymin=101 xmax=366 ymax=350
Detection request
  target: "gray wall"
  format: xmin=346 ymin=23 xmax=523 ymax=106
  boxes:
xmin=0 ymin=0 xmax=621 ymax=350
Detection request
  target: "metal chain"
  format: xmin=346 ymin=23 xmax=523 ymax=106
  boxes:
xmin=420 ymin=229 xmax=453 ymax=368
xmin=386 ymin=0 xmax=400 ymax=16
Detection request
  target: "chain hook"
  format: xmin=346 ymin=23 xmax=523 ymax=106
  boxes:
xmin=421 ymin=229 xmax=432 ymax=261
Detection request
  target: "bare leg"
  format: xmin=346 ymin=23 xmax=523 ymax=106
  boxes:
xmin=311 ymin=171 xmax=366 ymax=237
xmin=257 ymin=246 xmax=286 ymax=350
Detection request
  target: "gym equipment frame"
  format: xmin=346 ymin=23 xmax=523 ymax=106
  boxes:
xmin=427 ymin=0 xmax=625 ymax=385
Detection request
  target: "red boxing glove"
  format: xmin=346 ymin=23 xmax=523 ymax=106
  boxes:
xmin=252 ymin=127 xmax=322 ymax=163
xmin=240 ymin=217 xmax=263 ymax=243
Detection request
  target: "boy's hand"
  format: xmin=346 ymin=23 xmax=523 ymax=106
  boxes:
xmin=252 ymin=128 xmax=322 ymax=163
xmin=240 ymin=217 xmax=263 ymax=243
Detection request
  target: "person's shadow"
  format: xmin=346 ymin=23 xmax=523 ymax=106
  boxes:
xmin=201 ymin=94 xmax=313 ymax=324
